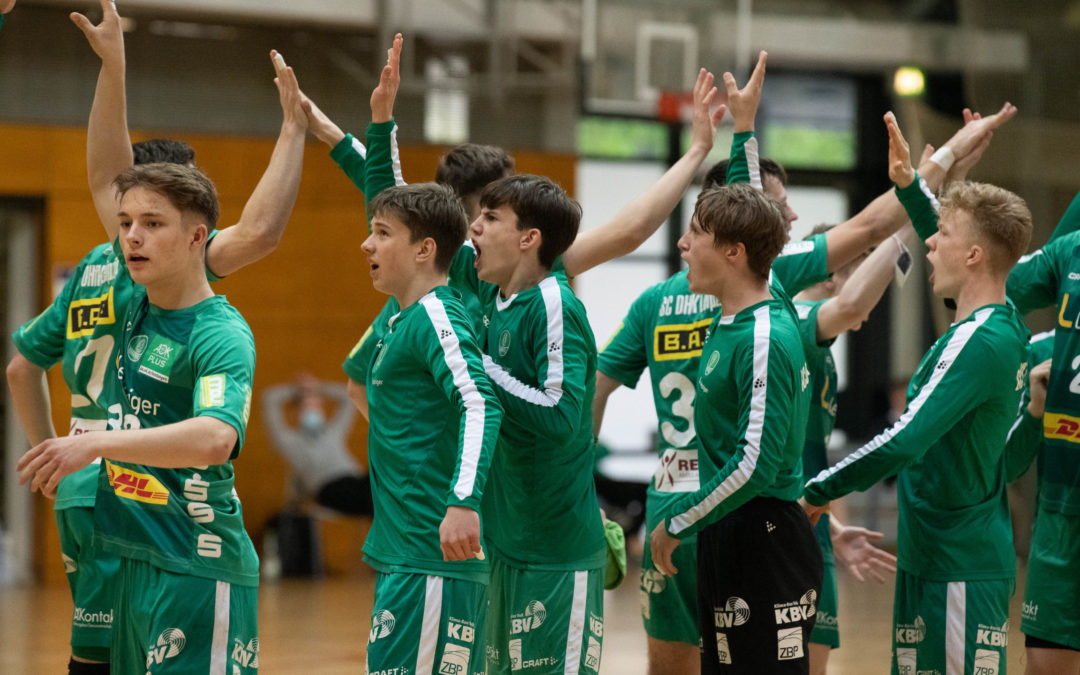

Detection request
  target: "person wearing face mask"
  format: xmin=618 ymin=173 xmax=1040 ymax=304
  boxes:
xmin=262 ymin=373 xmax=372 ymax=515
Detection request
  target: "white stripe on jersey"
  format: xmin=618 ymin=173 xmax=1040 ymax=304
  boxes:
xmin=349 ymin=135 xmax=367 ymax=160
xmin=564 ymin=570 xmax=589 ymax=675
xmin=390 ymin=123 xmax=405 ymax=186
xmin=669 ymin=305 xmax=771 ymax=536
xmin=918 ymin=175 xmax=941 ymax=214
xmin=807 ymin=307 xmax=993 ymax=489
xmin=210 ymin=580 xmax=230 ymax=675
xmin=483 ymin=277 xmax=566 ymax=408
xmin=416 ymin=576 xmax=443 ymax=675
xmin=745 ymin=136 xmax=762 ymax=191
xmin=421 ymin=294 xmax=488 ymax=501
xmin=945 ymin=581 xmax=966 ymax=675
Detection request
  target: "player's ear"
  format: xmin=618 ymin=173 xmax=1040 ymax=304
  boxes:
xmin=966 ymin=243 xmax=984 ymax=268
xmin=191 ymin=223 xmax=209 ymax=248
xmin=416 ymin=237 xmax=437 ymax=265
xmin=519 ymin=227 xmax=542 ymax=252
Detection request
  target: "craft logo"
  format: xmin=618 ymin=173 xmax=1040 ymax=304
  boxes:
xmin=499 ymin=330 xmax=512 ymax=357
xmin=511 ymin=600 xmax=546 ymax=634
xmin=231 ymin=637 xmax=259 ymax=669
xmin=67 ymin=288 xmax=115 ymax=338
xmin=653 ymin=319 xmax=711 ymax=361
xmin=438 ymin=644 xmax=470 ymax=675
xmin=714 ymin=597 xmax=750 ymax=628
xmin=369 ymin=609 xmax=396 ymax=643
xmin=147 ymin=628 xmax=186 ymax=668
xmin=895 ymin=616 xmax=927 ymax=645
xmin=127 ymin=334 xmax=149 ymax=361
xmin=105 ymin=460 xmax=169 ymax=505
xmin=704 ymin=350 xmax=721 ymax=376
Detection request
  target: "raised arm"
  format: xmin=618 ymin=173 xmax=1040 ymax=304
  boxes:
xmin=363 ymin=33 xmax=406 ymax=201
xmin=561 ymin=67 xmax=725 ymax=276
xmin=205 ymin=51 xmax=307 ymax=277
xmin=723 ymin=50 xmax=767 ymax=188
xmin=73 ymin=0 xmax=132 ymax=239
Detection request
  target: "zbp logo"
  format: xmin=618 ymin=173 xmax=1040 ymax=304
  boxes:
xmin=438 ymin=644 xmax=471 ymax=675
xmin=511 ymin=600 xmax=546 ymax=634
xmin=777 ymin=627 xmax=804 ymax=660
xmin=147 ymin=628 xmax=186 ymax=668
xmin=369 ymin=609 xmax=396 ymax=643
xmin=584 ymin=636 xmax=601 ymax=671
xmin=714 ymin=597 xmax=750 ymax=628
xmin=105 ymin=460 xmax=169 ymax=505
xmin=67 ymin=288 xmax=115 ymax=338
xmin=973 ymin=648 xmax=1000 ymax=675
xmin=231 ymin=637 xmax=259 ymax=669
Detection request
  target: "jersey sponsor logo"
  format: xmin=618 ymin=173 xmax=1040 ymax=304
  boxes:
xmin=641 ymin=569 xmax=667 ymax=597
xmin=508 ymin=638 xmax=559 ymax=673
xmin=895 ymin=646 xmax=917 ymax=674
xmin=658 ymin=294 xmax=719 ymax=318
xmin=67 ymin=288 xmax=116 ymax=338
xmin=653 ymin=319 xmax=711 ymax=361
xmin=370 ymin=669 xmax=410 ymax=675
xmin=777 ymin=626 xmax=804 ymax=660
xmin=498 ymin=330 xmax=512 ymax=357
xmin=716 ymin=632 xmax=733 ymax=665
xmin=1059 ymin=293 xmax=1080 ymax=329
xmin=779 ymin=240 xmax=815 ymax=257
xmin=369 ymin=609 xmax=396 ymax=643
xmin=800 ymin=364 xmax=810 ymax=391
xmin=703 ymin=350 xmax=721 ymax=376
xmin=137 ymin=335 xmax=181 ymax=384
xmin=589 ymin=612 xmax=604 ymax=638
xmin=654 ymin=448 xmax=700 ymax=492
xmin=127 ymin=334 xmax=149 ymax=361
xmin=584 ymin=635 xmax=602 ymax=671
xmin=62 ymin=553 xmax=77 ymax=573
xmin=197 ymin=374 xmax=228 ymax=408
xmin=105 ymin=460 xmax=169 ymax=505
xmin=438 ymin=643 xmax=470 ymax=675
xmin=774 ymin=589 xmax=816 ymax=625
xmin=73 ymin=607 xmax=113 ymax=628
xmin=510 ymin=600 xmax=546 ymax=634
xmin=1015 ymin=362 xmax=1029 ymax=391
xmin=231 ymin=638 xmax=260 ymax=669
xmin=814 ymin=610 xmax=838 ymax=629
xmin=242 ymin=385 xmax=253 ymax=424
xmin=127 ymin=391 xmax=162 ymax=417
xmin=973 ymin=649 xmax=1000 ymax=675
xmin=975 ymin=621 xmax=1008 ymax=648
xmin=895 ymin=616 xmax=926 ymax=644
xmin=1021 ymin=600 xmax=1038 ymax=621
xmin=447 ymin=618 xmax=476 ymax=643
xmin=184 ymin=474 xmax=215 ymax=524
xmin=80 ymin=258 xmax=119 ymax=287
xmin=1043 ymin=411 xmax=1080 ymax=444
xmin=714 ymin=597 xmax=750 ymax=628
xmin=147 ymin=627 xmax=186 ymax=668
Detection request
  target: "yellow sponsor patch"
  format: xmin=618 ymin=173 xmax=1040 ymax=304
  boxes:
xmin=105 ymin=460 xmax=169 ymax=505
xmin=653 ymin=318 xmax=712 ymax=361
xmin=67 ymin=288 xmax=115 ymax=338
xmin=198 ymin=374 xmax=227 ymax=408
xmin=1044 ymin=412 xmax=1080 ymax=444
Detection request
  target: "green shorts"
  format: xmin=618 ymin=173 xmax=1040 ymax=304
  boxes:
xmin=367 ymin=571 xmax=487 ymax=675
xmin=1022 ymin=507 xmax=1080 ymax=650
xmin=640 ymin=515 xmax=699 ymax=646
xmin=892 ymin=570 xmax=1013 ymax=675
xmin=486 ymin=554 xmax=605 ymax=674
xmin=55 ymin=505 xmax=119 ymax=662
xmin=112 ymin=557 xmax=259 ymax=675
xmin=809 ymin=562 xmax=839 ymax=649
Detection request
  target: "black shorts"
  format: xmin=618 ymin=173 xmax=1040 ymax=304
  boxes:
xmin=697 ymin=497 xmax=824 ymax=674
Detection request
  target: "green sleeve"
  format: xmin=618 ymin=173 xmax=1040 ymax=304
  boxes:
xmin=342 ymin=299 xmax=398 ymax=384
xmin=665 ymin=337 xmax=803 ymax=538
xmin=771 ymin=232 xmax=829 ymax=295
xmin=363 ymin=120 xmax=404 ymax=203
xmin=1007 ymin=232 xmax=1077 ymax=315
xmin=795 ymin=300 xmax=835 ymax=358
xmin=482 ymin=296 xmax=592 ymax=445
xmin=1004 ymin=331 xmax=1054 ymax=482
xmin=1048 ymin=191 xmax=1080 ymax=243
xmin=597 ymin=287 xmax=655 ymax=387
xmin=420 ymin=296 xmax=503 ymax=511
xmin=804 ymin=327 xmax=995 ymax=505
xmin=894 ymin=174 xmax=940 ymax=242
xmin=13 ymin=263 xmax=83 ymax=369
xmin=725 ymin=131 xmax=759 ymax=187
xmin=191 ymin=320 xmax=256 ymax=458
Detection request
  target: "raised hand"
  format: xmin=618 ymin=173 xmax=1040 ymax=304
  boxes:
xmin=70 ymin=0 xmax=125 ymax=66
xmin=1 ymin=0 xmax=17 ymax=15
xmin=885 ymin=111 xmax=915 ymax=189
xmin=943 ymin=101 xmax=1017 ymax=160
xmin=688 ymin=68 xmax=726 ymax=153
xmin=371 ymin=32 xmax=403 ymax=124
xmin=1027 ymin=359 xmax=1052 ymax=418
xmin=270 ymin=50 xmax=308 ymax=132
xmin=725 ymin=50 xmax=767 ymax=133
xmin=832 ymin=524 xmax=898 ymax=584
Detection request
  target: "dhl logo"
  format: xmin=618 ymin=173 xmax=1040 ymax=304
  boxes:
xmin=653 ymin=319 xmax=712 ymax=361
xmin=67 ymin=288 xmax=115 ymax=338
xmin=105 ymin=460 xmax=169 ymax=505
xmin=1044 ymin=412 xmax=1080 ymax=444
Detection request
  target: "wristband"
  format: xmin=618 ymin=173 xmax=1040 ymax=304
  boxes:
xmin=930 ymin=146 xmax=956 ymax=172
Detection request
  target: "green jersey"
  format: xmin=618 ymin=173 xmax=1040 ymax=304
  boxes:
xmin=662 ymin=295 xmax=812 ymax=539
xmin=478 ymin=265 xmax=606 ymax=570
xmin=805 ymin=304 xmax=1029 ymax=581
xmin=93 ymin=277 xmax=259 ymax=587
xmin=1007 ymin=230 xmax=1080 ymax=514
xmin=363 ymin=286 xmax=503 ymax=584
xmin=1004 ymin=330 xmax=1054 ymax=483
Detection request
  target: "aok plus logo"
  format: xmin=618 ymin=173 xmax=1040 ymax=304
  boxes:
xmin=510 ymin=600 xmax=547 ymax=634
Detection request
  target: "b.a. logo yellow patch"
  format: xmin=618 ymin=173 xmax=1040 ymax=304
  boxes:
xmin=653 ymin=319 xmax=711 ymax=361
xmin=67 ymin=288 xmax=115 ymax=338
xmin=105 ymin=460 xmax=169 ymax=505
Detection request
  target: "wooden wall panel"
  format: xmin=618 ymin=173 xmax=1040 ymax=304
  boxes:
xmin=0 ymin=122 xmax=576 ymax=585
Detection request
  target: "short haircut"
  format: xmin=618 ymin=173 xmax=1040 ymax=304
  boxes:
xmin=132 ymin=139 xmax=196 ymax=166
xmin=368 ymin=183 xmax=468 ymax=272
xmin=479 ymin=174 xmax=582 ymax=269
xmin=703 ymin=157 xmax=788 ymax=190
xmin=435 ymin=144 xmax=514 ymax=199
xmin=113 ymin=163 xmax=220 ymax=230
xmin=693 ymin=183 xmax=788 ymax=280
xmin=940 ymin=181 xmax=1032 ymax=274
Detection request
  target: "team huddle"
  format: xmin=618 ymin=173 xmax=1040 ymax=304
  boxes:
xmin=5 ymin=1 xmax=1080 ymax=674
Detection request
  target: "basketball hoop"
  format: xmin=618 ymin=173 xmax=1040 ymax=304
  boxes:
xmin=656 ymin=90 xmax=694 ymax=124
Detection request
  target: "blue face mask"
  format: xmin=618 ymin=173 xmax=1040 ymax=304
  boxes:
xmin=300 ymin=409 xmax=325 ymax=434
